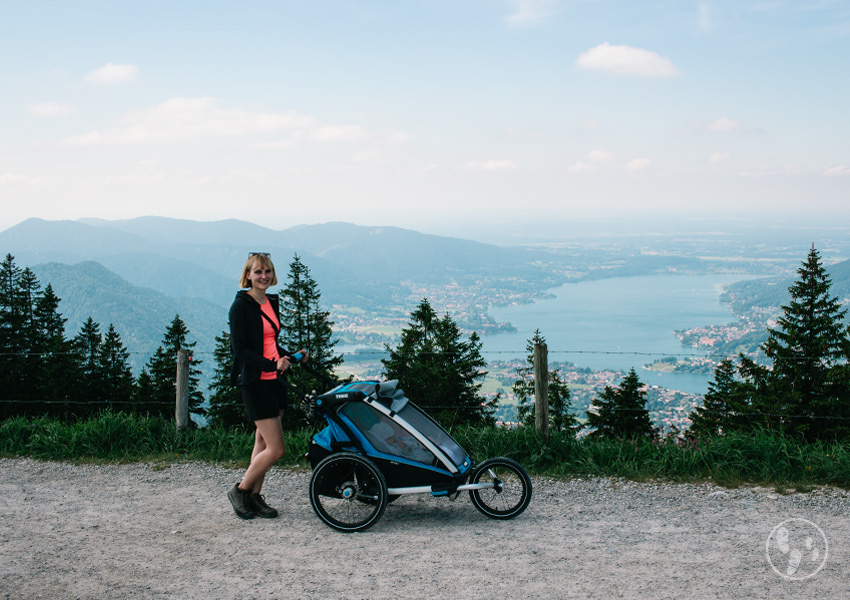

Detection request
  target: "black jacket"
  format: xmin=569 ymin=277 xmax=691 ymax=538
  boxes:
xmin=229 ymin=291 xmax=285 ymax=386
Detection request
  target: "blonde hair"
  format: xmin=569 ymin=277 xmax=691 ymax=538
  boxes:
xmin=239 ymin=253 xmax=278 ymax=288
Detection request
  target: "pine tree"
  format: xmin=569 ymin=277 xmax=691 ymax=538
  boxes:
xmin=33 ymin=284 xmax=66 ymax=347
xmin=17 ymin=268 xmax=41 ymax=355
xmin=548 ymin=370 xmax=577 ymax=433
xmin=688 ymin=358 xmax=753 ymax=437
xmin=133 ymin=368 xmax=156 ymax=408
xmin=278 ymin=254 xmax=345 ymax=427
xmin=72 ymin=317 xmax=104 ymax=405
xmin=144 ymin=315 xmax=205 ymax=418
xmin=585 ymin=368 xmax=655 ymax=440
xmin=207 ymin=330 xmax=245 ymax=428
xmin=382 ymin=298 xmax=491 ymax=426
xmin=0 ymin=254 xmax=26 ymax=403
xmin=513 ymin=331 xmax=540 ymax=426
xmin=757 ymin=245 xmax=850 ymax=439
xmin=279 ymin=254 xmax=344 ymax=384
xmin=512 ymin=329 xmax=578 ymax=432
xmin=31 ymin=284 xmax=77 ymax=412
xmin=99 ymin=324 xmax=135 ymax=409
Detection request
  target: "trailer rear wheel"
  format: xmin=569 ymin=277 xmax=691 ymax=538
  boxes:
xmin=309 ymin=453 xmax=388 ymax=532
xmin=468 ymin=457 xmax=532 ymax=519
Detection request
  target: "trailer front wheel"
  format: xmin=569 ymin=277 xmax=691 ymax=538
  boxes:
xmin=468 ymin=457 xmax=532 ymax=519
xmin=310 ymin=453 xmax=388 ymax=532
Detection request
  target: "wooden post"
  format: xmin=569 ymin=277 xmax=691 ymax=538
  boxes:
xmin=534 ymin=341 xmax=549 ymax=441
xmin=175 ymin=349 xmax=190 ymax=431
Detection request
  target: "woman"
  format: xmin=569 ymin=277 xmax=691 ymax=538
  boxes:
xmin=227 ymin=252 xmax=307 ymax=519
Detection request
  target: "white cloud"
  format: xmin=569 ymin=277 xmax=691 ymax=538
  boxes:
xmin=388 ymin=132 xmax=410 ymax=144
xmin=709 ymin=151 xmax=730 ymax=163
xmin=466 ymin=160 xmax=518 ymax=171
xmin=823 ymin=165 xmax=850 ymax=177
xmin=85 ymin=62 xmax=139 ymax=84
xmin=62 ymin=97 xmax=315 ymax=145
xmin=0 ymin=173 xmax=37 ymax=184
xmin=589 ymin=149 xmax=616 ymax=162
xmin=707 ymin=117 xmax=739 ymax=133
xmin=625 ymin=158 xmax=651 ymax=171
xmin=505 ymin=0 xmax=558 ymax=25
xmin=576 ymin=43 xmax=680 ymax=78
xmin=568 ymin=150 xmax=621 ymax=173
xmin=567 ymin=161 xmax=595 ymax=173
xmin=27 ymin=102 xmax=75 ymax=118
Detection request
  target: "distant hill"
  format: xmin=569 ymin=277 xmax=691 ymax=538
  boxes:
xmin=722 ymin=258 xmax=850 ymax=312
xmin=30 ymin=261 xmax=225 ymax=373
xmin=1 ymin=217 xmax=553 ymax=312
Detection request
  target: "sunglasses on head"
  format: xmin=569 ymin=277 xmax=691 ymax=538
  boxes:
xmin=249 ymin=252 xmax=271 ymax=257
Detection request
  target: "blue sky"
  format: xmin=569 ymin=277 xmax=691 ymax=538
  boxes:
xmin=1 ymin=0 xmax=848 ymax=235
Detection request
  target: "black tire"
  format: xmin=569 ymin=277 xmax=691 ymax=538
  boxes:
xmin=309 ymin=453 xmax=388 ymax=532
xmin=468 ymin=457 xmax=532 ymax=520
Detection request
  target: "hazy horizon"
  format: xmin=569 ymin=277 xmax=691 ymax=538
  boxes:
xmin=2 ymin=1 xmax=849 ymax=236
xmin=3 ymin=212 xmax=849 ymax=250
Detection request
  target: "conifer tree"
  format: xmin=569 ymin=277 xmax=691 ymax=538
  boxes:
xmin=144 ymin=315 xmax=205 ymax=418
xmin=0 ymin=254 xmax=26 ymax=402
xmin=17 ymin=268 xmax=41 ymax=353
xmin=72 ymin=317 xmax=105 ymax=405
xmin=688 ymin=358 xmax=753 ymax=437
xmin=753 ymin=245 xmax=850 ymax=438
xmin=31 ymin=284 xmax=77 ymax=410
xmin=513 ymin=332 xmax=539 ymax=426
xmin=278 ymin=254 xmax=345 ymax=427
xmin=33 ymin=284 xmax=66 ymax=347
xmin=207 ymin=330 xmax=245 ymax=427
xmin=548 ymin=371 xmax=577 ymax=433
xmin=382 ymin=298 xmax=491 ymax=426
xmin=585 ymin=368 xmax=655 ymax=440
xmin=513 ymin=329 xmax=578 ymax=432
xmin=133 ymin=368 xmax=156 ymax=408
xmin=279 ymin=254 xmax=344 ymax=385
xmin=99 ymin=324 xmax=135 ymax=409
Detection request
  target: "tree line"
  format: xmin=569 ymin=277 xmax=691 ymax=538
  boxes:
xmin=0 ymin=253 xmax=205 ymax=419
xmin=3 ymin=246 xmax=850 ymax=442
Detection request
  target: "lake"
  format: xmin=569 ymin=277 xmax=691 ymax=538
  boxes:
xmin=483 ymin=274 xmax=750 ymax=395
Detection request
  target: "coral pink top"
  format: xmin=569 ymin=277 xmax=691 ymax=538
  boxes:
xmin=259 ymin=300 xmax=280 ymax=381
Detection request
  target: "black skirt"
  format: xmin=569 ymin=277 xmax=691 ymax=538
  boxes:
xmin=241 ymin=379 xmax=287 ymax=422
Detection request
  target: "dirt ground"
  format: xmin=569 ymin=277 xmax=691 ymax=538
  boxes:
xmin=2 ymin=457 xmax=849 ymax=600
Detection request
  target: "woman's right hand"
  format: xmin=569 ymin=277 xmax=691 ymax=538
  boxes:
xmin=276 ymin=356 xmax=291 ymax=372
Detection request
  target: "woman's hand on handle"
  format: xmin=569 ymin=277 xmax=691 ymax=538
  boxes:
xmin=277 ymin=350 xmax=307 ymax=372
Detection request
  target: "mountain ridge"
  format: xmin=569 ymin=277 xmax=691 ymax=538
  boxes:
xmin=30 ymin=261 xmax=225 ymax=372
xmin=1 ymin=216 xmax=554 ymax=311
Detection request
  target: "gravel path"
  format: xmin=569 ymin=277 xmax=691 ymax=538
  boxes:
xmin=1 ymin=457 xmax=849 ymax=599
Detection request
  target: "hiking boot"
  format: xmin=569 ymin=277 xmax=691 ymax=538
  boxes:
xmin=250 ymin=493 xmax=279 ymax=519
xmin=227 ymin=484 xmax=255 ymax=519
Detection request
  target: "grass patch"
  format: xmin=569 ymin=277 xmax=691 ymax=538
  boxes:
xmin=0 ymin=412 xmax=314 ymax=467
xmin=3 ymin=412 xmax=850 ymax=489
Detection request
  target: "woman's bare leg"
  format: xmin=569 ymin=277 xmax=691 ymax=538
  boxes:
xmin=239 ymin=416 xmax=285 ymax=493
